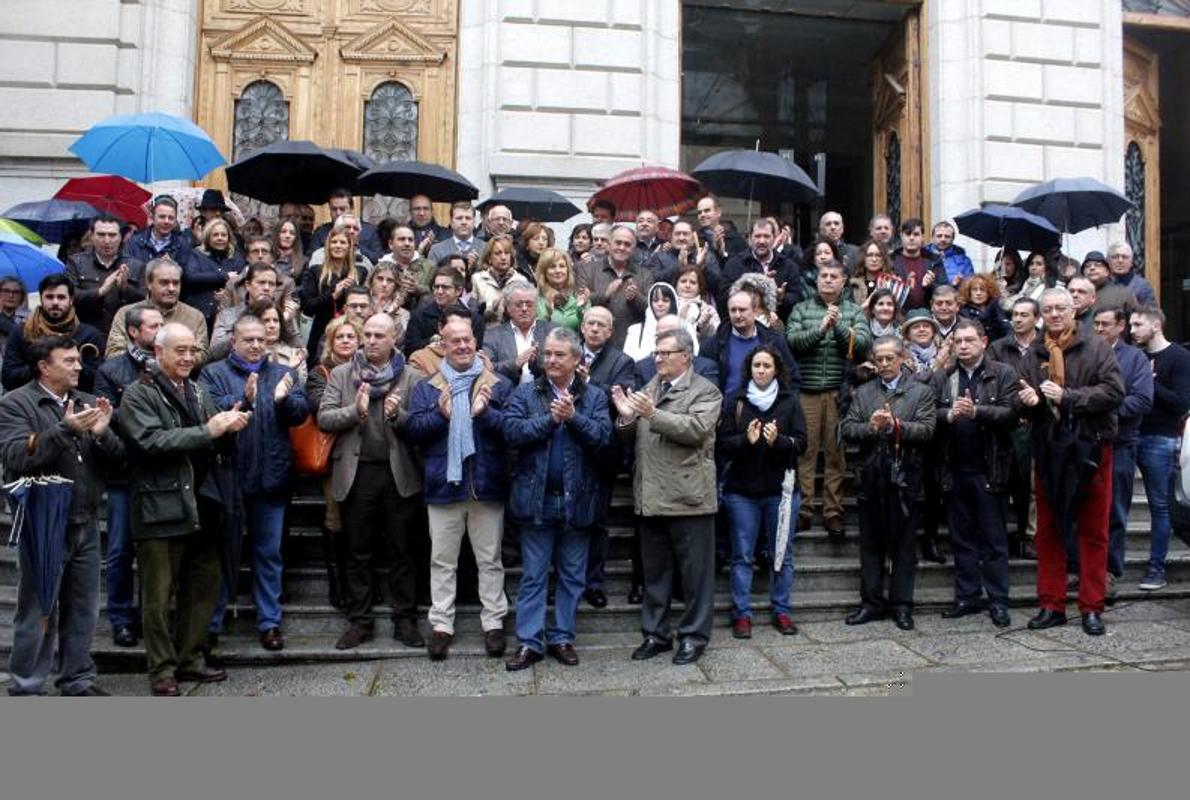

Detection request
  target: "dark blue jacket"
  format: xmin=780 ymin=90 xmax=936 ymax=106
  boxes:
xmin=502 ymin=375 xmax=612 ymax=527
xmin=1112 ymin=340 xmax=1154 ymax=446
xmin=124 ymin=228 xmax=192 ymax=267
xmin=699 ymin=323 xmax=800 ymax=396
xmin=404 ymin=367 xmax=511 ymax=505
xmin=1 ymin=321 xmax=105 ymax=393
xmin=198 ymin=357 xmax=308 ymax=497
xmin=183 ymin=249 xmax=246 ymax=323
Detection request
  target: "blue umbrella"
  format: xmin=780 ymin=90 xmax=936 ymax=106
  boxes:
xmin=0 ymin=240 xmax=67 ymax=285
xmin=2 ymin=199 xmax=103 ymax=244
xmin=954 ymin=204 xmax=1061 ymax=253
xmin=5 ymin=476 xmax=74 ymax=629
xmin=69 ymin=112 xmax=225 ymax=183
xmin=1011 ymin=177 xmax=1134 ymax=234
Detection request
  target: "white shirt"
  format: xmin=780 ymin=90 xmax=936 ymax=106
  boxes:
xmin=512 ymin=322 xmax=536 ymax=384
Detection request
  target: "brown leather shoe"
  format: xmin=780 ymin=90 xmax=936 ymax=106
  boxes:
xmin=484 ymin=628 xmax=506 ymax=657
xmin=176 ymin=665 xmax=228 ymax=684
xmin=824 ymin=516 xmax=845 ymax=536
xmin=546 ymin=642 xmax=579 ymax=666
xmin=150 ymin=677 xmax=180 ymax=697
xmin=335 ymin=623 xmax=374 ymax=651
xmin=505 ymin=645 xmax=544 ymax=671
xmin=260 ymin=627 xmax=284 ymax=651
xmin=428 ymin=630 xmax=452 ymax=661
xmin=394 ymin=618 xmax=425 ymax=648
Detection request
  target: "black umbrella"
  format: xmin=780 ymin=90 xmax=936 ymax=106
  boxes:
xmin=1034 ymin=413 xmax=1101 ymax=548
xmin=5 ymin=476 xmax=74 ymax=630
xmin=954 ymin=205 xmax=1061 ymax=253
xmin=1011 ymin=177 xmax=1134 ymax=234
xmin=356 ymin=160 xmax=479 ymax=202
xmin=200 ymin=453 xmax=246 ymax=608
xmin=477 ymin=188 xmax=582 ymax=222
xmin=690 ymin=150 xmax=819 ymax=205
xmin=226 ymin=140 xmax=370 ymax=205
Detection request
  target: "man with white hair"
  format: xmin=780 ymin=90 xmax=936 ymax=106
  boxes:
xmin=482 ymin=282 xmax=555 ymax=385
xmin=1107 ymin=242 xmax=1156 ymax=306
xmin=479 ymin=204 xmax=515 ymax=242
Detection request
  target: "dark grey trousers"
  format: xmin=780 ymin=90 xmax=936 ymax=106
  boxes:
xmin=639 ymin=514 xmax=715 ymax=645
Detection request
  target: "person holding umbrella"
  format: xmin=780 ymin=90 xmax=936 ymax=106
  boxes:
xmin=124 ymin=196 xmax=192 ymax=267
xmin=66 ymin=214 xmax=145 ymax=340
xmin=1017 ymin=287 xmax=1123 ymax=636
xmin=0 ymin=334 xmax=126 ymax=695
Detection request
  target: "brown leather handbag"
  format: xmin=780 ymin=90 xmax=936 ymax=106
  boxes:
xmin=289 ymin=366 xmax=335 ymax=476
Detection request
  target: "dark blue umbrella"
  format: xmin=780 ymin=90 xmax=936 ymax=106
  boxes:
xmin=356 ymin=160 xmax=479 ymax=202
xmin=1011 ymin=177 xmax=1134 ymax=234
xmin=954 ymin=204 xmax=1061 ymax=253
xmin=691 ymin=150 xmax=819 ymax=205
xmin=69 ymin=112 xmax=225 ymax=183
xmin=477 ymin=188 xmax=582 ymax=222
xmin=3 ymin=199 xmax=104 ymax=243
xmin=5 ymin=477 xmax=74 ymax=629
xmin=0 ymin=241 xmax=67 ymax=285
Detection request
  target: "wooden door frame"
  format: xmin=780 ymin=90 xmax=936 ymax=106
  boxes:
xmin=871 ymin=3 xmax=928 ymax=229
xmin=1122 ymin=33 xmax=1162 ymax=303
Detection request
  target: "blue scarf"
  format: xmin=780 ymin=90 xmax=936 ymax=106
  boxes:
xmin=441 ymin=358 xmax=485 ymax=484
xmin=746 ymin=379 xmax=779 ymax=413
xmin=229 ymin=350 xmax=266 ymax=374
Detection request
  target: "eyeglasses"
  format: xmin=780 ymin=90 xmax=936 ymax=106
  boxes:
xmin=653 ymin=349 xmax=686 ymax=359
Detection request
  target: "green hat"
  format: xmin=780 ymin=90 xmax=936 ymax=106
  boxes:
xmin=900 ymin=308 xmax=939 ymax=335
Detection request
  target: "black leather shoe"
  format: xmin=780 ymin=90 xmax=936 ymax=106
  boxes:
xmin=1081 ymin=612 xmax=1106 ymax=636
xmin=505 ymin=645 xmax=543 ymax=672
xmin=920 ymin=539 xmax=947 ymax=564
xmin=112 ymin=625 xmax=137 ymax=648
xmin=941 ymin=600 xmax=986 ymax=619
xmin=845 ymin=607 xmax=884 ymax=626
xmin=1020 ymin=540 xmax=1038 ymax=560
xmin=427 ymin=631 xmax=452 ymax=661
xmin=989 ymin=605 xmax=1012 ymax=628
xmin=627 ymin=583 xmax=644 ymax=605
xmin=584 ymin=588 xmax=607 ymax=609
xmin=484 ymin=628 xmax=507 ymax=657
xmin=259 ymin=627 xmax=284 ymax=651
xmin=176 ymin=665 xmax=228 ymax=684
xmin=671 ymin=638 xmax=706 ymax=666
xmin=893 ymin=609 xmax=915 ymax=631
xmin=1027 ymin=609 xmax=1068 ymax=630
xmin=394 ymin=618 xmax=425 ymax=648
xmin=546 ymin=642 xmax=580 ymax=666
xmin=630 ymin=636 xmax=673 ymax=661
xmin=335 ymin=623 xmax=374 ymax=650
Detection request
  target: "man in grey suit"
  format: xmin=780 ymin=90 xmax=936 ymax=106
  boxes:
xmin=428 ymin=202 xmax=481 ymax=274
xmin=482 ymin=281 xmax=555 ymax=385
xmin=317 ymin=312 xmax=427 ymax=652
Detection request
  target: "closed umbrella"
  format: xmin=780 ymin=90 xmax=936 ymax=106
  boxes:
xmin=2 ymin=199 xmax=104 ymax=243
xmin=954 ymin=205 xmax=1061 ymax=253
xmin=54 ymin=175 xmax=151 ymax=228
xmin=4 ymin=476 xmax=74 ymax=630
xmin=691 ymin=150 xmax=819 ymax=206
xmin=1011 ymin=177 xmax=1134 ymax=234
xmin=356 ymin=160 xmax=479 ymax=202
xmin=478 ymin=188 xmax=582 ymax=222
xmin=773 ymin=468 xmax=800 ymax=572
xmin=0 ymin=241 xmax=67 ymax=285
xmin=69 ymin=112 xmax=225 ymax=183
xmin=588 ymin=166 xmax=704 ymax=222
xmin=226 ymin=140 xmax=370 ymax=205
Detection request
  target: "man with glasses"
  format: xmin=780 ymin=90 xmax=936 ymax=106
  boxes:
xmin=479 ymin=204 xmax=515 ymax=242
xmin=404 ymin=265 xmax=485 ymax=355
xmin=67 ymin=214 xmax=146 ymax=340
xmin=209 ymin=262 xmax=302 ymax=360
xmin=576 ymin=224 xmax=653 ymax=349
xmin=841 ymin=336 xmax=936 ymax=631
xmin=1017 ymin=287 xmax=1123 ymax=636
xmin=611 ymin=328 xmax=722 ymax=666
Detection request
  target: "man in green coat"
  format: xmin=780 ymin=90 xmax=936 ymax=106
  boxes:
xmin=116 ymin=323 xmax=249 ymax=696
xmin=785 ymin=260 xmax=870 ymax=536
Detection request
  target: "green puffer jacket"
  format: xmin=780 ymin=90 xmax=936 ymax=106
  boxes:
xmin=785 ymin=295 xmax=871 ymax=392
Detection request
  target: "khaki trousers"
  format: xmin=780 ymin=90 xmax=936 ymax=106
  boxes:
xmin=427 ymin=500 xmax=508 ymax=635
xmin=797 ymin=391 xmax=846 ymax=522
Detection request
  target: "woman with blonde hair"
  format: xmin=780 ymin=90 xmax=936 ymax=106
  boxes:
xmin=533 ymin=247 xmax=590 ymax=330
xmin=187 ymin=216 xmax=247 ymax=324
xmin=471 ymin=234 xmax=520 ymax=323
xmin=300 ymin=228 xmax=367 ymax=367
xmin=367 ymin=262 xmax=411 ymax=337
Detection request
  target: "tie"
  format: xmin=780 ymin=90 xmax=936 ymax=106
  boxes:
xmin=584 ymin=350 xmax=595 ymax=367
xmin=660 ymin=381 xmax=673 ymax=399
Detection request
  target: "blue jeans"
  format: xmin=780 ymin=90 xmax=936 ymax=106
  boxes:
xmin=515 ymin=494 xmax=590 ymax=652
xmin=104 ymin=487 xmax=137 ymax=628
xmin=1108 ymin=441 xmax=1137 ymax=578
xmin=210 ymin=496 xmax=286 ymax=633
xmin=724 ymin=492 xmax=798 ymax=620
xmin=1137 ymin=434 xmax=1177 ymax=572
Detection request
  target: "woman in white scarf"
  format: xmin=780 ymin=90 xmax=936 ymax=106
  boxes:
xmin=622 ymin=282 xmax=698 ymax=361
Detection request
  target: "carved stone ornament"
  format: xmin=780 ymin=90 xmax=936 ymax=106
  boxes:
xmin=223 ymin=0 xmax=309 ymax=13
xmin=340 ymin=19 xmax=446 ymax=64
xmin=354 ymin=0 xmax=434 ymax=15
xmin=210 ymin=16 xmax=317 ymax=64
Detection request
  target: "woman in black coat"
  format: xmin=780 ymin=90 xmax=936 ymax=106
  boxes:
xmin=717 ymin=344 xmax=808 ymax=638
xmin=299 ymin=229 xmax=367 ymax=368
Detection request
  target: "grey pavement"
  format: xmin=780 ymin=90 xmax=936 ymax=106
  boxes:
xmin=3 ymin=598 xmax=1188 ymax=697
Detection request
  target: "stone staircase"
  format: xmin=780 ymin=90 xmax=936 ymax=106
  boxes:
xmin=2 ymin=476 xmax=1188 ymax=669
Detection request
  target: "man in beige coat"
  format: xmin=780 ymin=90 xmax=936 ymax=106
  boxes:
xmin=318 ymin=313 xmax=426 ymax=651
xmin=612 ymin=327 xmax=722 ymax=665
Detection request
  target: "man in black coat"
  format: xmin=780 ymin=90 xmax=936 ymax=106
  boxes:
xmin=2 ymin=273 xmax=105 ymax=393
xmin=403 ymin=265 xmax=485 ymax=355
xmin=718 ymin=218 xmax=803 ymax=321
xmin=308 ymin=188 xmax=385 ymax=263
xmin=65 ymin=214 xmax=145 ymax=341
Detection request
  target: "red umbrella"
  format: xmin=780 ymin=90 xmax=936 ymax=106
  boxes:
xmin=54 ymin=175 xmax=150 ymax=228
xmin=588 ymin=166 xmax=704 ymax=222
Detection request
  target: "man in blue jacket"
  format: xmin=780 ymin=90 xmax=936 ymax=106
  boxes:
xmin=502 ymin=328 xmax=612 ymax=670
xmin=123 ymin=196 xmax=192 ymax=267
xmin=405 ymin=316 xmax=513 ymax=661
xmin=925 ymin=220 xmax=975 ymax=286
xmin=198 ymin=315 xmax=308 ymax=651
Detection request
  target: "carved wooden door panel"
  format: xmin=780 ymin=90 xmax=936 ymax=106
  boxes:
xmin=1123 ymin=35 xmax=1161 ymax=300
xmin=871 ymin=9 xmax=924 ymax=230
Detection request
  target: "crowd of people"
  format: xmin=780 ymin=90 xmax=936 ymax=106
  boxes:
xmin=3 ymin=186 xmax=1189 ymax=697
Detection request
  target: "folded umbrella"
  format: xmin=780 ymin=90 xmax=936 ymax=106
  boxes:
xmin=0 ymin=241 xmax=67 ymax=285
xmin=69 ymin=111 xmax=225 ymax=183
xmin=1 ymin=199 xmax=103 ymax=244
xmin=356 ymin=160 xmax=479 ymax=203
xmin=5 ymin=476 xmax=74 ymax=631
xmin=588 ymin=166 xmax=704 ymax=222
xmin=1011 ymin=177 xmax=1135 ymax=234
xmin=773 ymin=468 xmax=800 ymax=572
xmin=226 ymin=140 xmax=371 ymax=205
xmin=953 ymin=204 xmax=1061 ymax=253
xmin=691 ymin=150 xmax=819 ymax=206
xmin=54 ymin=175 xmax=151 ymax=228
xmin=478 ymin=188 xmax=582 ymax=223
